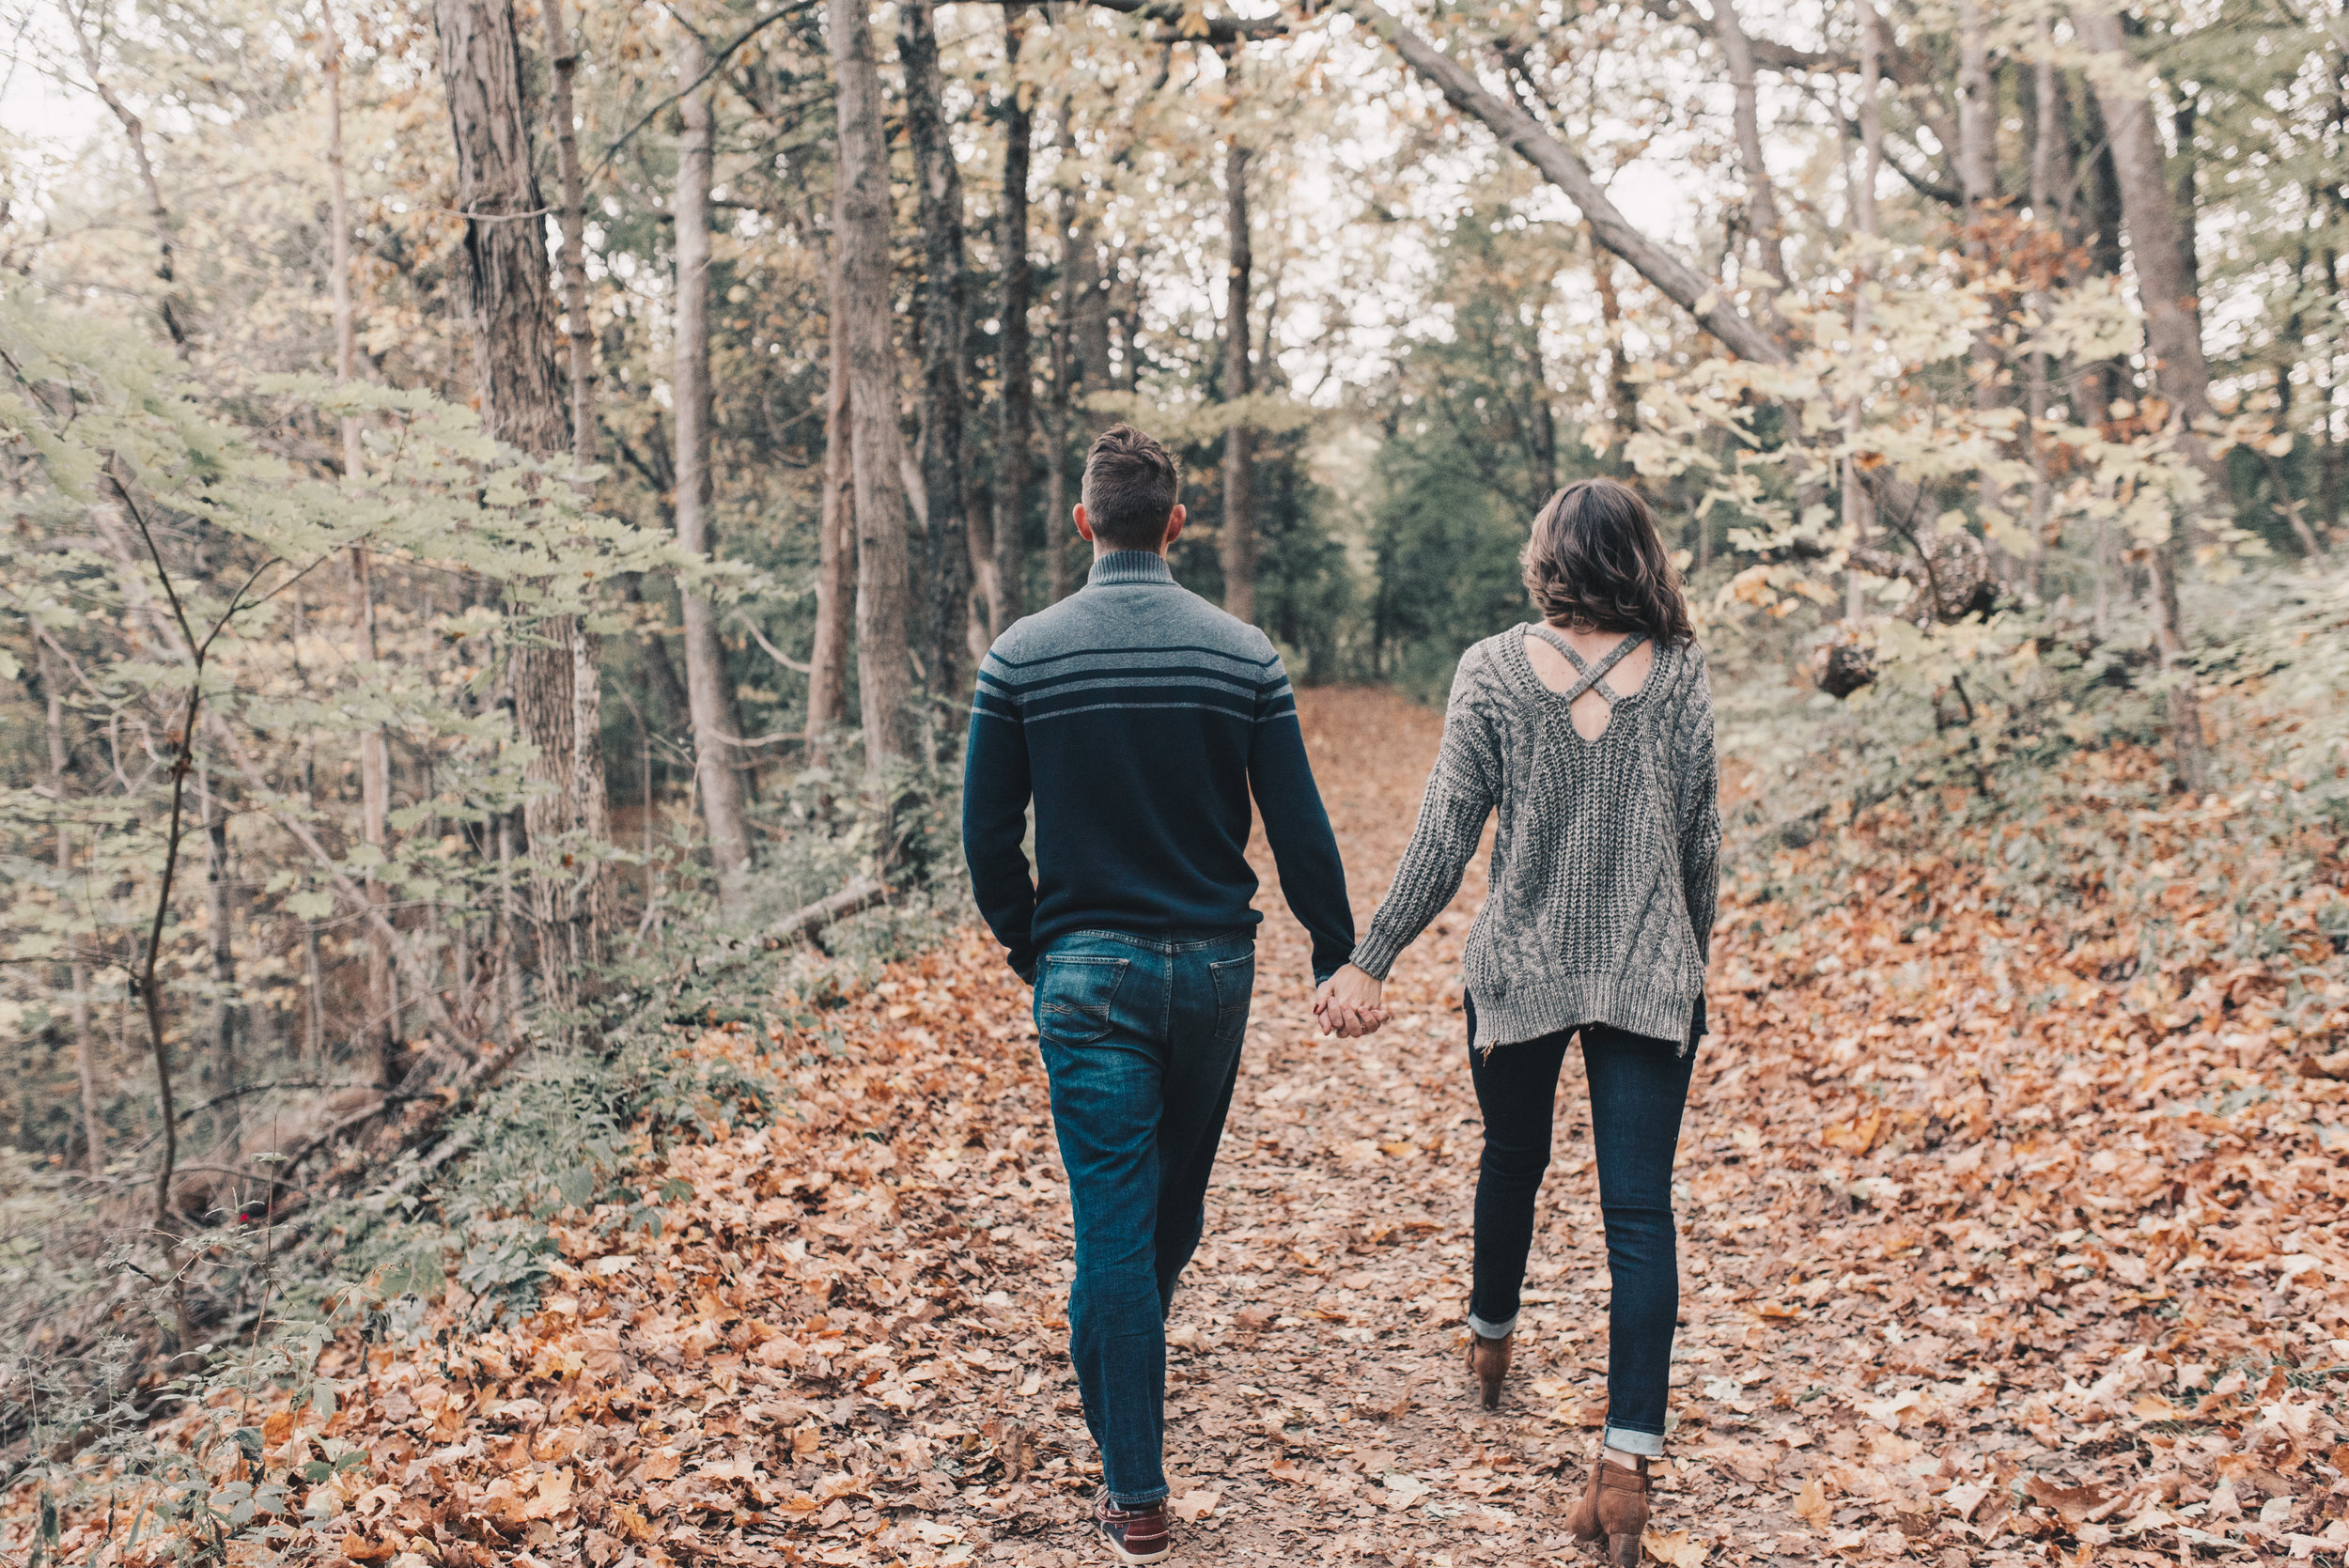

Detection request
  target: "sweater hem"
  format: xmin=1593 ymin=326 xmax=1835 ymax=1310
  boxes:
xmin=1466 ymin=978 xmax=1699 ymax=1056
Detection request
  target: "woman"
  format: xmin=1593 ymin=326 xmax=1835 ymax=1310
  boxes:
xmin=1319 ymin=477 xmax=1719 ymax=1565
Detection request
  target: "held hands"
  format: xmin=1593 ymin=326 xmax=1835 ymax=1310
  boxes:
xmin=1313 ymin=963 xmax=1390 ymax=1039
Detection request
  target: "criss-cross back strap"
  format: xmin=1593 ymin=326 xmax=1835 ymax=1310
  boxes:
xmin=1526 ymin=624 xmax=1648 ymax=706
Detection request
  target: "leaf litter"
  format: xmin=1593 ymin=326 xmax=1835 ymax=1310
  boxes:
xmin=12 ymin=687 xmax=2349 ymax=1566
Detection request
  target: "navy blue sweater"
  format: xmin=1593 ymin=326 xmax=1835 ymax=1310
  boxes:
xmin=961 ymin=551 xmax=1355 ymax=985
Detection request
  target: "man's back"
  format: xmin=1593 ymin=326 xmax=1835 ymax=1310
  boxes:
xmin=962 ymin=549 xmax=1353 ymax=985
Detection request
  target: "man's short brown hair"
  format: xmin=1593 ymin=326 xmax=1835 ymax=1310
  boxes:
xmin=1081 ymin=424 xmax=1180 ymax=551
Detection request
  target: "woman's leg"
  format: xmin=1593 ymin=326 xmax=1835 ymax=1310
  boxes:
xmin=1580 ymin=1025 xmax=1699 ymax=1458
xmin=1463 ymin=993 xmax=1576 ymax=1339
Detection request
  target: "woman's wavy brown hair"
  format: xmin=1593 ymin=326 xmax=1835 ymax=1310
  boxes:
xmin=1519 ymin=478 xmax=1694 ymax=645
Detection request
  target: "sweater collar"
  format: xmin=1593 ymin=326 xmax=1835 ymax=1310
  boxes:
xmin=1087 ymin=550 xmax=1175 ymax=587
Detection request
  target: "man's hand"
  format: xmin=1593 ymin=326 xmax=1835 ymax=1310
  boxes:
xmin=1314 ymin=963 xmax=1389 ymax=1039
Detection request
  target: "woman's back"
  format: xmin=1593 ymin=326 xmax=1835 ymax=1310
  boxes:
xmin=1522 ymin=625 xmax=1656 ymax=741
xmin=1346 ymin=624 xmax=1719 ymax=1055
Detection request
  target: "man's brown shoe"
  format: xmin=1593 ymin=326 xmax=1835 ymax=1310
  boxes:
xmin=1093 ymin=1492 xmax=1173 ymax=1564
xmin=1466 ymin=1329 xmax=1512 ymax=1410
xmin=1563 ymin=1452 xmax=1651 ymax=1565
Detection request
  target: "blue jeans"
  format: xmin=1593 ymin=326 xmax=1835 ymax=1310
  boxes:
xmin=1033 ymin=928 xmax=1254 ymax=1508
xmin=1462 ymin=994 xmax=1696 ymax=1457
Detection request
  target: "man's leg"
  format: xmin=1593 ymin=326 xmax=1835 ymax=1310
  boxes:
xmin=1151 ymin=935 xmax=1253 ymax=1315
xmin=1035 ymin=940 xmax=1174 ymax=1509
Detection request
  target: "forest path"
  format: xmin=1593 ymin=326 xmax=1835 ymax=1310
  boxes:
xmin=593 ymin=687 xmax=1930 ymax=1567
xmin=288 ymin=686 xmax=2327 ymax=1568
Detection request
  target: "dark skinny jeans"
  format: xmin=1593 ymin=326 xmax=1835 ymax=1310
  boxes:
xmin=1463 ymin=993 xmax=1696 ymax=1456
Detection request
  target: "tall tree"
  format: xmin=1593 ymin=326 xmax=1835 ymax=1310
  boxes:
xmin=1045 ymin=317 xmax=1075 ymax=605
xmin=1220 ymin=62 xmax=1257 ymax=626
xmin=672 ymin=28 xmax=753 ymax=914
xmin=1711 ymin=0 xmax=1789 ymax=292
xmin=1957 ymin=0 xmax=2008 ymax=547
xmin=828 ymin=0 xmax=917 ymax=771
xmin=990 ymin=3 xmax=1036 ymax=636
xmin=1060 ymin=110 xmax=1114 ymax=391
xmin=432 ymin=0 xmax=615 ymax=983
xmin=2025 ymin=14 xmax=2061 ymax=585
xmin=40 ymin=639 xmax=102 ymax=1173
xmin=64 ymin=0 xmax=187 ymax=348
xmin=2072 ymin=2 xmax=2225 ymax=791
xmin=541 ymin=0 xmax=598 ymax=469
xmin=319 ymin=0 xmax=395 ymax=1055
xmin=900 ymin=0 xmax=976 ymax=696
xmin=1843 ymin=0 xmax=1884 ymax=618
xmin=808 ymin=259 xmax=855 ymax=760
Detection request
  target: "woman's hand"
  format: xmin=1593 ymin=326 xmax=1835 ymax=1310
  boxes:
xmin=1314 ymin=964 xmax=1389 ymax=1039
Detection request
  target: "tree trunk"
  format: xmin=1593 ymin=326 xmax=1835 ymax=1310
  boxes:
xmin=621 ymin=574 xmax=692 ymax=730
xmin=200 ymin=762 xmax=240 ymax=1083
xmin=990 ymin=3 xmax=1036 ymax=637
xmin=2324 ymin=243 xmax=2343 ymax=531
xmin=673 ymin=30 xmax=752 ymax=916
xmin=2072 ymin=3 xmax=2222 ymax=792
xmin=350 ymin=543 xmax=395 ymax=1063
xmin=808 ymin=265 xmax=855 ymax=760
xmin=541 ymin=0 xmax=598 ymax=469
xmin=319 ymin=0 xmax=365 ymax=479
xmin=829 ymin=0 xmax=917 ymax=772
xmin=2070 ymin=9 xmax=2220 ymax=437
xmin=66 ymin=0 xmax=187 ymax=348
xmin=1059 ymin=108 xmax=1114 ymax=390
xmin=321 ymin=0 xmax=397 ymax=1055
xmin=435 ymin=0 xmax=569 ymax=454
xmin=1955 ymin=0 xmax=1998 ymax=224
xmin=2173 ymin=101 xmax=2201 ymax=314
xmin=900 ymin=0 xmax=977 ymax=697
xmin=1711 ymin=0 xmax=1788 ymax=290
xmin=1046 ymin=320 xmax=1074 ymax=604
xmin=434 ymin=0 xmax=614 ymax=986
xmin=1221 ymin=119 xmax=1256 ymax=625
xmin=2026 ymin=19 xmax=2060 ymax=589
xmin=1956 ymin=0 xmax=2011 ymax=564
xmin=40 ymin=639 xmax=103 ymax=1174
xmin=1844 ymin=0 xmax=1883 ymax=621
xmin=1592 ymin=252 xmax=1637 ymax=461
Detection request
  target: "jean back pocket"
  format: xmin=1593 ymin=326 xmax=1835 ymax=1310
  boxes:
xmin=1208 ymin=948 xmax=1255 ymax=1044
xmin=1035 ymin=954 xmax=1129 ymax=1044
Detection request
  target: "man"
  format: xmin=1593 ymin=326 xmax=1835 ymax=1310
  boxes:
xmin=963 ymin=425 xmax=1362 ymax=1563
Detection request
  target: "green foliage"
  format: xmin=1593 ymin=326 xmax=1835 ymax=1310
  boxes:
xmin=1367 ymin=441 xmax=1535 ymax=704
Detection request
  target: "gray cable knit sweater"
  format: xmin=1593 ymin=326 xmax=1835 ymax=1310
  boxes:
xmin=1348 ymin=626 xmax=1720 ymax=1054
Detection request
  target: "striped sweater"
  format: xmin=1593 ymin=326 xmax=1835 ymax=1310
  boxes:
xmin=961 ymin=550 xmax=1354 ymax=984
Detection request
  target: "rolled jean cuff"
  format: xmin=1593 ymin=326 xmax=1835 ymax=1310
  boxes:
xmin=1603 ymin=1423 xmax=1666 ymax=1458
xmin=1112 ymin=1485 xmax=1170 ymax=1509
xmin=1467 ymin=1310 xmax=1518 ymax=1340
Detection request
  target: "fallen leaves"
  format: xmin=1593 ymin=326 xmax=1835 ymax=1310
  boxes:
xmin=14 ymin=692 xmax=2349 ymax=1568
xmin=1642 ymin=1526 xmax=1711 ymax=1565
xmin=1166 ymin=1488 xmax=1222 ymax=1520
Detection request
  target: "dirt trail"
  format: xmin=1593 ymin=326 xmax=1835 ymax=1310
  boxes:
xmin=121 ymin=685 xmax=2341 ymax=1568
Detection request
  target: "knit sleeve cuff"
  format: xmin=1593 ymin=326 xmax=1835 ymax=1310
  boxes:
xmin=1347 ymin=925 xmax=1407 ymax=982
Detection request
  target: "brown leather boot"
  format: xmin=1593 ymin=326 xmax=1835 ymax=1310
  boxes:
xmin=1465 ymin=1330 xmax=1511 ymax=1409
xmin=1563 ymin=1452 xmax=1650 ymax=1565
